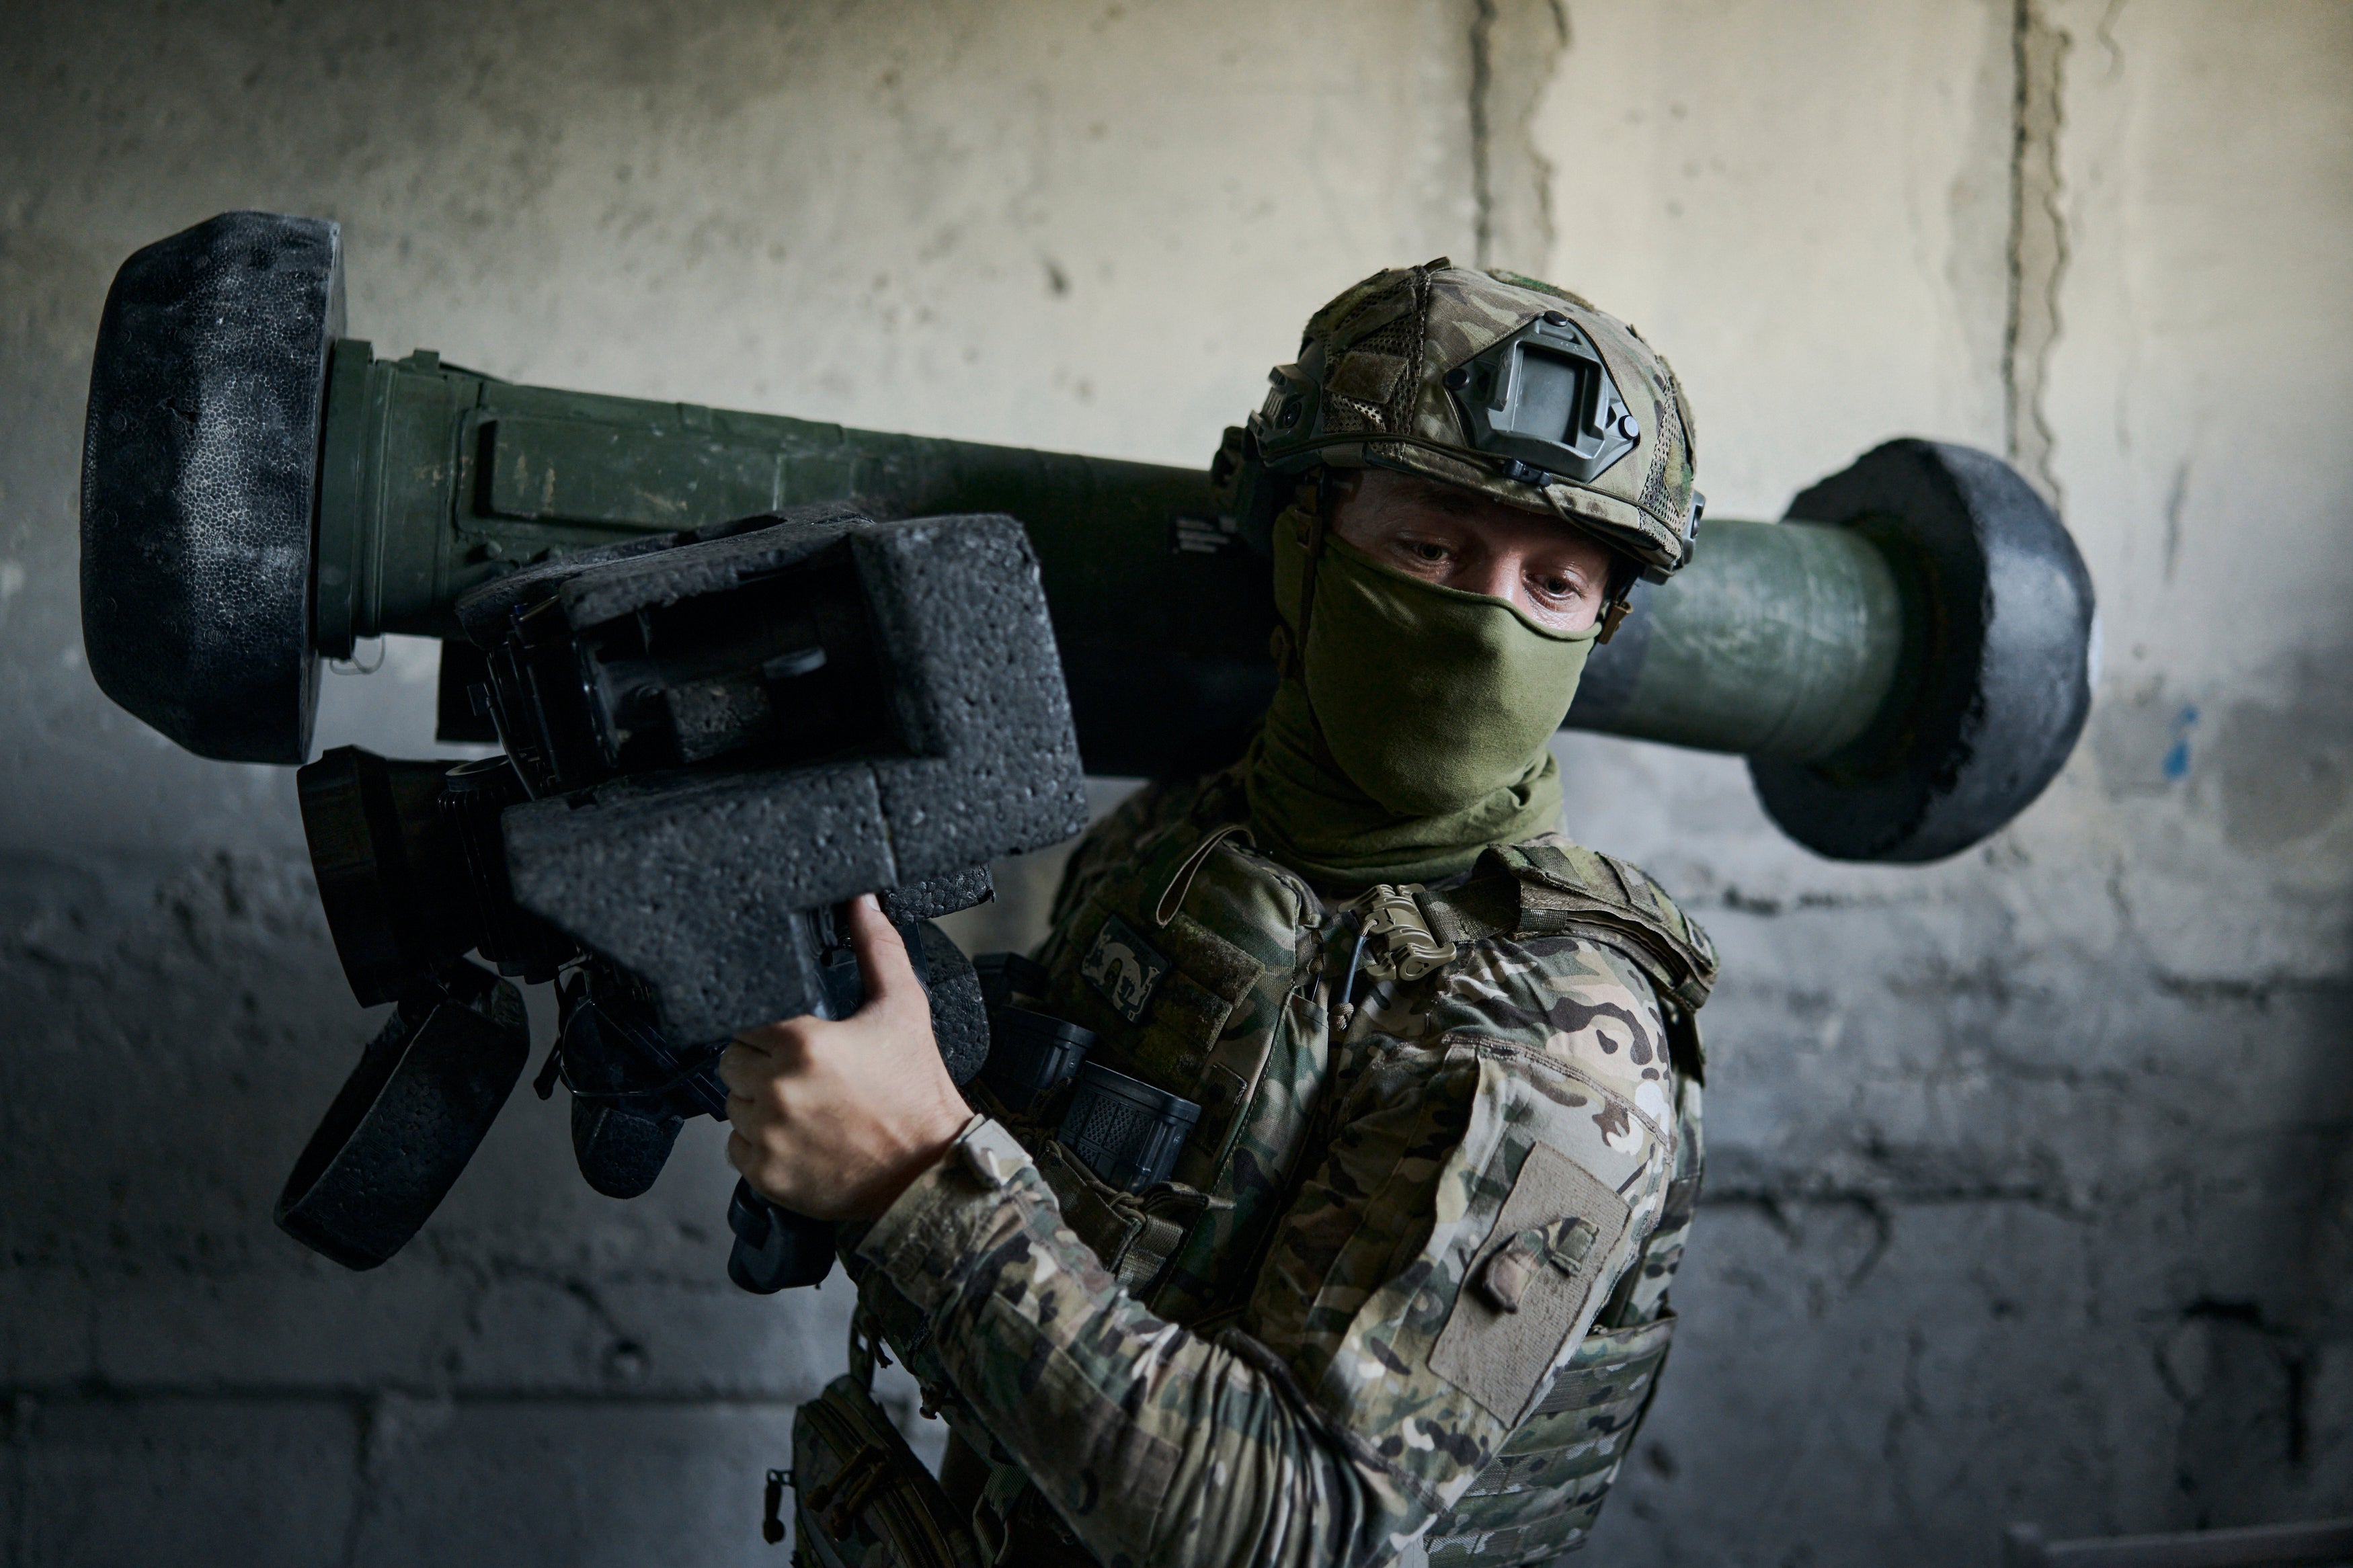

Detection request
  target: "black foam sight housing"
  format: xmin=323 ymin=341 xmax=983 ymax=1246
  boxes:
xmin=272 ymin=500 xmax=1086 ymax=1272
xmin=452 ymin=502 xmax=1082 ymax=1046
xmin=79 ymin=213 xmax=1090 ymax=1280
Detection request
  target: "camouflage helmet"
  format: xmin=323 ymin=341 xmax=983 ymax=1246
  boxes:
xmin=1215 ymin=259 xmax=1703 ymax=585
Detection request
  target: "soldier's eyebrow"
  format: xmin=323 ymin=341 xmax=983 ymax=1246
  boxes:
xmin=1404 ymin=485 xmax=1486 ymax=520
xmin=1378 ymin=472 xmax=1466 ymax=507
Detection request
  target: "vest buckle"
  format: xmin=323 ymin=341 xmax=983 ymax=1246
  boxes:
xmin=1349 ymin=885 xmax=1458 ymax=983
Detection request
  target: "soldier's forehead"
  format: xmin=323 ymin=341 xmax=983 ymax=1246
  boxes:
xmin=1355 ymin=470 xmax=1613 ymax=546
xmin=1363 ymin=472 xmax=1489 ymax=513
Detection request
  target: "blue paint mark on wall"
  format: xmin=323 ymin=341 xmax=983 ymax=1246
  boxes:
xmin=2163 ymin=704 xmax=2199 ymax=781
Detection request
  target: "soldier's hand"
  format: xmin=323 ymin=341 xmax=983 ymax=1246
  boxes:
xmin=719 ymin=893 xmax=973 ymax=1221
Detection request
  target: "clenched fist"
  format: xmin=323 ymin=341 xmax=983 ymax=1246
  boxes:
xmin=719 ymin=894 xmax=973 ymax=1221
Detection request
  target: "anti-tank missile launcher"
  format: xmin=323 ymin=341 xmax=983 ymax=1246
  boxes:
xmin=77 ymin=213 xmax=2097 ymax=1282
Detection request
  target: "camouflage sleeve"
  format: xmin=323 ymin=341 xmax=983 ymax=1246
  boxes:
xmin=848 ymin=981 xmax=1677 ymax=1568
xmin=852 ymin=1118 xmax=1432 ymax=1567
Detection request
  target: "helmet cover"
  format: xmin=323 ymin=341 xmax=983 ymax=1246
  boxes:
xmin=1242 ymin=259 xmax=1702 ymax=579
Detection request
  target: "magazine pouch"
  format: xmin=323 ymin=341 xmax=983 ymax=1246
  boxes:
xmin=781 ymin=1315 xmax=981 ymax=1568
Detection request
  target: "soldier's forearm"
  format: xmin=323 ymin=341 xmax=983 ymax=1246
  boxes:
xmin=852 ymin=1120 xmax=1438 ymax=1568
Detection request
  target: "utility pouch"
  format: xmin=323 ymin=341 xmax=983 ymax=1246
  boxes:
xmin=781 ymin=1317 xmax=978 ymax=1568
xmin=977 ymin=1005 xmax=1096 ymax=1118
xmin=1038 ymin=1139 xmax=1226 ymax=1298
xmin=1426 ymin=1311 xmax=1679 ymax=1567
xmin=1056 ymin=1061 xmax=1203 ymax=1193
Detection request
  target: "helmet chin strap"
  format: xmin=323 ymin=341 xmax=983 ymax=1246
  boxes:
xmin=1597 ymin=553 xmax=1636 ymax=644
xmin=1265 ymin=476 xmax=1358 ymax=786
xmin=1269 ymin=474 xmax=1329 ymax=685
xmin=1598 ymin=594 xmax=1632 ymax=644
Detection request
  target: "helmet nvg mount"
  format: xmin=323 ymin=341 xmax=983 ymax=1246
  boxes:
xmin=1213 ymin=259 xmax=1705 ymax=632
xmin=1451 ymin=311 xmax=1641 ymax=485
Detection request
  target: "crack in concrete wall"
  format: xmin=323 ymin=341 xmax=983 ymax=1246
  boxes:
xmin=1468 ymin=0 xmax=1568 ymax=272
xmin=2005 ymin=0 xmax=2071 ymax=505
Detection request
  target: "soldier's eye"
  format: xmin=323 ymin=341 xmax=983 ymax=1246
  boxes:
xmin=1407 ymin=542 xmax=1450 ymax=564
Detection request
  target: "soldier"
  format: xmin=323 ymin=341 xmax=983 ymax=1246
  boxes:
xmin=723 ymin=259 xmax=1716 ymax=1567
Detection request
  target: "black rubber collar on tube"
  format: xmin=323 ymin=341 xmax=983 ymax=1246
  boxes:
xmin=80 ymin=211 xmax=341 ymax=764
xmin=1750 ymin=439 xmax=2095 ymax=863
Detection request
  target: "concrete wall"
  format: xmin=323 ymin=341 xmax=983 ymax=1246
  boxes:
xmin=1533 ymin=1 xmax=2353 ymax=1554
xmin=1 ymin=1 xmax=2345 ymax=1563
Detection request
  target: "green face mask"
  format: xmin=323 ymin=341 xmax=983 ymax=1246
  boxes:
xmin=1241 ymin=503 xmax=1598 ymax=889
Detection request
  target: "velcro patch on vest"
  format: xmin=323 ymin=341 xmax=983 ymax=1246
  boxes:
xmin=1081 ymin=913 xmax=1170 ymax=1023
xmin=1429 ymin=1143 xmax=1632 ymax=1424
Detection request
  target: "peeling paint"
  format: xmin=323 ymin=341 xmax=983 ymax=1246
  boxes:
xmin=2161 ymin=706 xmax=2196 ymax=780
xmin=2093 ymin=677 xmax=2198 ymax=794
xmin=2218 ymin=692 xmax=2353 ymax=852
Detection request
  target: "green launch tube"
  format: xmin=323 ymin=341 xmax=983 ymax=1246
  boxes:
xmin=81 ymin=213 xmax=2094 ymax=862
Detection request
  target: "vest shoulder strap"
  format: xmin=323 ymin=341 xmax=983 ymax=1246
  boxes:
xmin=1417 ymin=838 xmax=1719 ymax=1018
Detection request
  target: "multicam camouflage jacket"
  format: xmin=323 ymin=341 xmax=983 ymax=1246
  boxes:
xmin=846 ymin=770 xmax=1716 ymax=1567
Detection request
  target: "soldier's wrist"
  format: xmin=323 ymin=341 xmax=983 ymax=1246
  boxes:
xmin=852 ymin=1115 xmax=1037 ymax=1307
xmin=848 ymin=1098 xmax=980 ymax=1220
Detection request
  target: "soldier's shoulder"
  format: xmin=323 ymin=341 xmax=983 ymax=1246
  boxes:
xmin=1429 ymin=928 xmax=1673 ymax=1100
xmin=1090 ymin=774 xmax=1219 ymax=859
xmin=1505 ymin=831 xmax=1706 ymax=927
xmin=1397 ymin=831 xmax=1712 ymax=1112
xmin=1045 ymin=770 xmax=1244 ymax=934
xmin=1478 ymin=832 xmax=1718 ymax=1015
